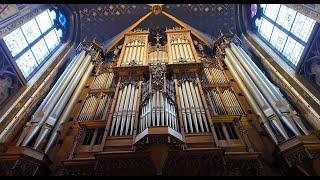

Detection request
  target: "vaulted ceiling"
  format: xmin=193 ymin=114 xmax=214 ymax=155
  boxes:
xmin=72 ymin=4 xmax=237 ymax=48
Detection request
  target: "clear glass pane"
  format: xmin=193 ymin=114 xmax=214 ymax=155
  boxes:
xmin=258 ymin=18 xmax=274 ymax=41
xmin=55 ymin=28 xmax=62 ymax=39
xmin=255 ymin=18 xmax=262 ymax=30
xmin=31 ymin=38 xmax=50 ymax=64
xmin=20 ymin=19 xmax=42 ymax=44
xmin=16 ymin=50 xmax=38 ymax=78
xmin=291 ymin=13 xmax=316 ymax=42
xmin=270 ymin=26 xmax=288 ymax=52
xmin=48 ymin=9 xmax=57 ymax=22
xmin=282 ymin=37 xmax=304 ymax=65
xmin=3 ymin=28 xmax=28 ymax=57
xmin=44 ymin=29 xmax=59 ymax=52
xmin=276 ymin=5 xmax=296 ymax=31
xmin=36 ymin=11 xmax=53 ymax=33
xmin=264 ymin=4 xmax=280 ymax=21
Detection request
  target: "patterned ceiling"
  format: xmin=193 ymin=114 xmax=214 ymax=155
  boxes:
xmin=75 ymin=4 xmax=150 ymax=46
xmin=73 ymin=4 xmax=237 ymax=48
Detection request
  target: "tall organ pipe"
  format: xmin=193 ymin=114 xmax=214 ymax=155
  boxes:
xmin=223 ymin=55 xmax=279 ymax=144
xmin=33 ymin=53 xmax=93 ymax=150
xmin=225 ymin=48 xmax=290 ymax=140
xmin=44 ymin=59 xmax=95 ymax=153
xmin=235 ymin=44 xmax=309 ymax=135
xmin=18 ymin=50 xmax=87 ymax=147
xmin=229 ymin=44 xmax=306 ymax=136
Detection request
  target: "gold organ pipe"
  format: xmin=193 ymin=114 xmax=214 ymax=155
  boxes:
xmin=171 ymin=42 xmax=176 ymax=63
xmin=186 ymin=43 xmax=194 ymax=62
xmin=174 ymin=39 xmax=181 ymax=61
xmin=182 ymin=39 xmax=190 ymax=61
xmin=178 ymin=38 xmax=185 ymax=60
xmin=123 ymin=45 xmax=129 ymax=65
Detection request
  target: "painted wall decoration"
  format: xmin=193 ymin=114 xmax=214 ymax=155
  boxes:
xmin=299 ymin=27 xmax=320 ymax=90
xmin=0 ymin=48 xmax=22 ymax=107
xmin=0 ymin=4 xmax=19 ymax=22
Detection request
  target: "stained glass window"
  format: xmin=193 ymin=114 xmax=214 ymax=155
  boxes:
xmin=2 ymin=9 xmax=63 ymax=79
xmin=21 ymin=19 xmax=41 ymax=44
xmin=16 ymin=50 xmax=38 ymax=77
xmin=36 ymin=11 xmax=53 ymax=33
xmin=3 ymin=28 xmax=28 ymax=57
xmin=31 ymin=39 xmax=50 ymax=64
xmin=255 ymin=4 xmax=316 ymax=67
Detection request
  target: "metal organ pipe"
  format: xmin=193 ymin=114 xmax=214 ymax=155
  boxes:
xmin=178 ymin=85 xmax=190 ymax=133
xmin=223 ymin=53 xmax=280 ymax=144
xmin=187 ymin=81 xmax=204 ymax=132
xmin=229 ymin=44 xmax=307 ymax=136
xmin=235 ymin=45 xmax=309 ymax=135
xmin=44 ymin=58 xmax=95 ymax=153
xmin=17 ymin=50 xmax=87 ymax=147
xmin=225 ymin=48 xmax=290 ymax=139
xmin=33 ymin=53 xmax=93 ymax=150
xmin=110 ymin=88 xmax=123 ymax=135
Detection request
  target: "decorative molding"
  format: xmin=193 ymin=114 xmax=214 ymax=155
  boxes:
xmin=0 ymin=5 xmax=48 ymax=38
xmin=285 ymin=4 xmax=320 ymax=22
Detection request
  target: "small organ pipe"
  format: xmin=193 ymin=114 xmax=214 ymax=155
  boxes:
xmin=194 ymin=85 xmax=209 ymax=131
xmin=127 ymin=42 xmax=133 ymax=65
xmin=178 ymin=85 xmax=191 ymax=133
xmin=130 ymin=86 xmax=139 ymax=135
xmin=186 ymin=43 xmax=194 ymax=62
xmin=132 ymin=41 xmax=137 ymax=63
xmin=123 ymin=46 xmax=129 ymax=65
xmin=118 ymin=84 xmax=130 ymax=135
xmin=174 ymin=40 xmax=181 ymax=61
xmin=171 ymin=43 xmax=176 ymax=63
xmin=182 ymin=40 xmax=189 ymax=61
xmin=188 ymin=81 xmax=204 ymax=132
xmin=125 ymin=85 xmax=135 ymax=135
xmin=110 ymin=88 xmax=123 ymax=135
xmin=182 ymin=82 xmax=199 ymax=133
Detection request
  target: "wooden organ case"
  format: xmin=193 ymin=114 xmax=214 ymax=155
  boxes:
xmin=60 ymin=28 xmax=266 ymax=176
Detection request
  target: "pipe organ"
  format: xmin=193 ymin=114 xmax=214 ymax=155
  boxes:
xmin=3 ymin=27 xmax=319 ymax=176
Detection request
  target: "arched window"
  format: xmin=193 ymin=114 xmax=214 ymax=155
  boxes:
xmin=255 ymin=4 xmax=316 ymax=67
xmin=1 ymin=8 xmax=65 ymax=79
